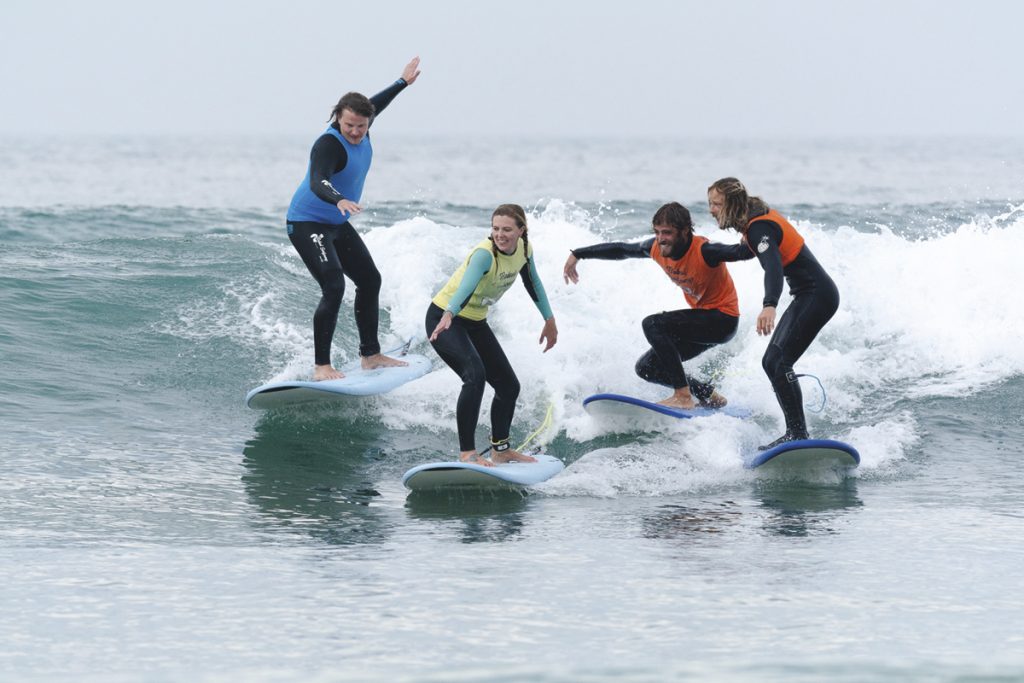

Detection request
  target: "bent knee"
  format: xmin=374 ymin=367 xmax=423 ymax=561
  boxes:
xmin=318 ymin=269 xmax=345 ymax=299
xmin=762 ymin=344 xmax=790 ymax=380
xmin=641 ymin=314 xmax=663 ymax=337
xmin=459 ymin=362 xmax=487 ymax=392
xmin=635 ymin=356 xmax=654 ymax=381
xmin=503 ymin=376 xmax=521 ymax=401
xmin=355 ymin=268 xmax=381 ymax=294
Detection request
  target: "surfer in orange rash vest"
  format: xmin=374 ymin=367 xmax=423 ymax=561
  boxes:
xmin=564 ymin=202 xmax=748 ymax=410
xmin=707 ymin=178 xmax=840 ymax=451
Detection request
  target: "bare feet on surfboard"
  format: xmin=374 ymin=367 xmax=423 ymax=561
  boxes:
xmin=362 ymin=353 xmax=409 ymax=370
xmin=460 ymin=451 xmax=495 ymax=467
xmin=313 ymin=364 xmax=345 ymax=381
xmin=491 ymin=449 xmax=538 ymax=464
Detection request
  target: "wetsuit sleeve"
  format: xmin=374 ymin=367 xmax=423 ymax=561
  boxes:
xmin=445 ymin=249 xmax=493 ymax=316
xmin=308 ymin=134 xmax=349 ymax=204
xmin=520 ymin=256 xmax=554 ymax=320
xmin=571 ymin=238 xmax=654 ymax=260
xmin=368 ymin=79 xmax=408 ymax=126
xmin=701 ymin=240 xmax=756 ymax=266
xmin=747 ymin=220 xmax=785 ymax=308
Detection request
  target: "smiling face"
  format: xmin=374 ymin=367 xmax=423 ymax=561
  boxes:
xmin=491 ymin=214 xmax=524 ymax=254
xmin=338 ymin=108 xmax=370 ymax=145
xmin=653 ymin=223 xmax=684 ymax=257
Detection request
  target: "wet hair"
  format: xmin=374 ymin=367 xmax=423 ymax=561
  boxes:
xmin=329 ymin=92 xmax=375 ymax=122
xmin=707 ymin=177 xmax=769 ymax=232
xmin=490 ymin=203 xmax=529 ymax=261
xmin=651 ymin=202 xmax=694 ymax=236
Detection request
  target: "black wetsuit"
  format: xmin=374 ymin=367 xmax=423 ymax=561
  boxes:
xmin=425 ymin=304 xmax=521 ymax=453
xmin=743 ymin=215 xmax=840 ymax=440
xmin=287 ymin=79 xmax=407 ymax=365
xmin=571 ymin=236 xmax=747 ymax=402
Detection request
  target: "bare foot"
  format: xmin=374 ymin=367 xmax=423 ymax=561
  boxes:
xmin=491 ymin=449 xmax=537 ymax=464
xmin=699 ymin=391 xmax=728 ymax=408
xmin=459 ymin=451 xmax=494 ymax=467
xmin=658 ymin=395 xmax=697 ymax=410
xmin=361 ymin=353 xmax=409 ymax=370
xmin=313 ymin=364 xmax=345 ymax=381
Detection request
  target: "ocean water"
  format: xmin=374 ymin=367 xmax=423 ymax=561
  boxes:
xmin=1 ymin=133 xmax=1023 ymax=682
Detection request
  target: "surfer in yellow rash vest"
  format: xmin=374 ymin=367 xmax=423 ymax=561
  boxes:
xmin=426 ymin=204 xmax=558 ymax=467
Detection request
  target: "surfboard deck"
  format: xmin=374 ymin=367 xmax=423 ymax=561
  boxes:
xmin=246 ymin=343 xmax=432 ymax=410
xmin=745 ymin=438 xmax=860 ymax=470
xmin=583 ymin=393 xmax=752 ymax=421
xmin=403 ymin=452 xmax=564 ymax=492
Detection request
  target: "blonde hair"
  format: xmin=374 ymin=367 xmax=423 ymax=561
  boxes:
xmin=708 ymin=177 xmax=768 ymax=233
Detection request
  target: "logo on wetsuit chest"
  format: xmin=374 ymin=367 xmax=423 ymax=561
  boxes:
xmin=311 ymin=233 xmax=328 ymax=262
xmin=480 ymin=270 xmax=519 ymax=306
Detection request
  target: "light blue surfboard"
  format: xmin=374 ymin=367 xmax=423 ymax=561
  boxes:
xmin=403 ymin=453 xmax=564 ymax=491
xmin=246 ymin=343 xmax=432 ymax=410
xmin=745 ymin=439 xmax=860 ymax=470
xmin=583 ymin=393 xmax=752 ymax=421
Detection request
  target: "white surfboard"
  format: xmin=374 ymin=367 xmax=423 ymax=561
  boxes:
xmin=403 ymin=453 xmax=564 ymax=492
xmin=246 ymin=343 xmax=432 ymax=410
xmin=583 ymin=393 xmax=752 ymax=422
xmin=745 ymin=439 xmax=860 ymax=470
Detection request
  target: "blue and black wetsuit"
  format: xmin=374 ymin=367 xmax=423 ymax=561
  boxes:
xmin=286 ymin=78 xmax=407 ymax=366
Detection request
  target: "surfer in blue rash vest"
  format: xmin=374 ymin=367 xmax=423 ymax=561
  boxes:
xmin=707 ymin=177 xmax=840 ymax=451
xmin=286 ymin=57 xmax=421 ymax=381
xmin=427 ymin=204 xmax=558 ymax=467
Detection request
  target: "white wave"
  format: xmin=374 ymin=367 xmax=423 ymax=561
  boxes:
xmin=162 ymin=200 xmax=1020 ymax=487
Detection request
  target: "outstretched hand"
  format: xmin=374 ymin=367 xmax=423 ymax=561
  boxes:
xmin=539 ymin=317 xmax=558 ymax=352
xmin=563 ymin=253 xmax=580 ymax=284
xmin=402 ymin=57 xmax=421 ymax=85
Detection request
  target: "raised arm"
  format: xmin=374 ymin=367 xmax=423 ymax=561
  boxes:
xmin=369 ymin=57 xmax=421 ymax=124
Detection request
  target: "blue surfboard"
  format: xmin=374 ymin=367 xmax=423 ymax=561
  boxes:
xmin=403 ymin=453 xmax=564 ymax=491
xmin=246 ymin=342 xmax=432 ymax=410
xmin=745 ymin=439 xmax=860 ymax=470
xmin=583 ymin=393 xmax=752 ymax=421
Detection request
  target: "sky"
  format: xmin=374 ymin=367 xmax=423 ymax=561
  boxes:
xmin=2 ymin=0 xmax=1022 ymax=138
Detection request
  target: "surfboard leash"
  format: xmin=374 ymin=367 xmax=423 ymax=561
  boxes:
xmin=516 ymin=402 xmax=555 ymax=452
xmin=475 ymin=402 xmax=555 ymax=458
xmin=797 ymin=373 xmax=827 ymax=413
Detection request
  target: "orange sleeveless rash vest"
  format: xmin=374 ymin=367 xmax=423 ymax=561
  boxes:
xmin=648 ymin=235 xmax=740 ymax=317
xmin=746 ymin=209 xmax=805 ymax=267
